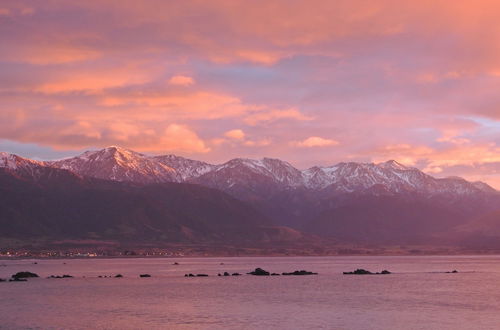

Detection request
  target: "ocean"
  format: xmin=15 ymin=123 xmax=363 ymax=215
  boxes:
xmin=1 ymin=255 xmax=499 ymax=329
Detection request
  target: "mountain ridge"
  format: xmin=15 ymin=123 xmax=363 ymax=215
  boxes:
xmin=3 ymin=146 xmax=500 ymax=249
xmin=2 ymin=146 xmax=493 ymax=195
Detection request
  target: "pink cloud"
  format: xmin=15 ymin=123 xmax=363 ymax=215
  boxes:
xmin=244 ymin=108 xmax=313 ymax=125
xmin=2 ymin=0 xmax=500 ymax=187
xmin=224 ymin=129 xmax=245 ymax=140
xmin=157 ymin=124 xmax=210 ymax=153
xmin=294 ymin=137 xmax=340 ymax=148
xmin=168 ymin=75 xmax=195 ymax=86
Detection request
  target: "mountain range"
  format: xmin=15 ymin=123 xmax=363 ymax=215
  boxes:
xmin=1 ymin=146 xmax=500 ymax=251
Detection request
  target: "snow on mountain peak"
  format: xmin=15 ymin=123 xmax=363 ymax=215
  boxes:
xmin=50 ymin=147 xmax=179 ymax=183
xmin=153 ymin=154 xmax=215 ymax=180
xmin=0 ymin=152 xmax=42 ymax=170
xmin=378 ymin=159 xmax=411 ymax=171
xmin=2 ymin=147 xmax=496 ymax=196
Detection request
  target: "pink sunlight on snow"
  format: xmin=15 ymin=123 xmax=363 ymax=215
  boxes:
xmin=1 ymin=0 xmax=500 ymax=187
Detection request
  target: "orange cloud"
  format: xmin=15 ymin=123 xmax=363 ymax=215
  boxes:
xmin=34 ymin=64 xmax=155 ymax=94
xmin=294 ymin=137 xmax=339 ymax=147
xmin=244 ymin=108 xmax=313 ymax=125
xmin=168 ymin=75 xmax=195 ymax=86
xmin=100 ymin=91 xmax=248 ymax=120
xmin=157 ymin=124 xmax=209 ymax=153
xmin=371 ymin=142 xmax=500 ymax=174
xmin=2 ymin=43 xmax=102 ymax=65
xmin=243 ymin=139 xmax=271 ymax=147
xmin=224 ymin=129 xmax=245 ymax=140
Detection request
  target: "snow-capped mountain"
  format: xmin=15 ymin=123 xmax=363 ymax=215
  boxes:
xmin=0 ymin=152 xmax=43 ymax=171
xmin=0 ymin=147 xmax=496 ymax=196
xmin=302 ymin=160 xmax=491 ymax=195
xmin=193 ymin=157 xmax=304 ymax=191
xmin=2 ymin=146 xmax=500 ymax=247
xmin=49 ymin=146 xmax=180 ymax=184
xmin=153 ymin=154 xmax=215 ymax=181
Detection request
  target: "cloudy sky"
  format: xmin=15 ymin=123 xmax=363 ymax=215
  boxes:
xmin=1 ymin=0 xmax=500 ymax=187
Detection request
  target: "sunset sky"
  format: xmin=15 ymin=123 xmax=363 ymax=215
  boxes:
xmin=1 ymin=1 xmax=500 ymax=187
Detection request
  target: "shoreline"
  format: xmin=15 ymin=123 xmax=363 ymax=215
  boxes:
xmin=3 ymin=251 xmax=500 ymax=261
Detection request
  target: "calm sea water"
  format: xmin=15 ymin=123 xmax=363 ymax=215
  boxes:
xmin=1 ymin=255 xmax=500 ymax=329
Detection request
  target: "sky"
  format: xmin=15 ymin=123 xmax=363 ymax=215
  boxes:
xmin=1 ymin=0 xmax=500 ymax=187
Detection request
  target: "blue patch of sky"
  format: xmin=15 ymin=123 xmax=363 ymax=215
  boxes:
xmin=0 ymin=140 xmax=85 ymax=161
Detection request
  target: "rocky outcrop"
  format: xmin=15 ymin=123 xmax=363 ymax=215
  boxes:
xmin=247 ymin=268 xmax=270 ymax=276
xmin=48 ymin=274 xmax=73 ymax=279
xmin=282 ymin=270 xmax=318 ymax=275
xmin=343 ymin=269 xmax=391 ymax=275
xmin=11 ymin=271 xmax=39 ymax=279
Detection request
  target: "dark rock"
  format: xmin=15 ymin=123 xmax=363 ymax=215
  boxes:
xmin=343 ymin=269 xmax=373 ymax=275
xmin=232 ymin=273 xmax=241 ymax=276
xmin=446 ymin=270 xmax=458 ymax=273
xmin=282 ymin=270 xmax=318 ymax=276
xmin=114 ymin=274 xmax=123 ymax=278
xmin=11 ymin=271 xmax=39 ymax=279
xmin=173 ymin=262 xmax=179 ymax=265
xmin=0 ymin=278 xmax=6 ymax=282
xmin=49 ymin=274 xmax=73 ymax=279
xmin=196 ymin=274 xmax=209 ymax=277
xmin=247 ymin=268 xmax=270 ymax=276
xmin=9 ymin=278 xmax=27 ymax=282
xmin=139 ymin=274 xmax=151 ymax=278
xmin=98 ymin=275 xmax=103 ymax=278
xmin=343 ymin=269 xmax=391 ymax=275
xmin=223 ymin=272 xmax=230 ymax=276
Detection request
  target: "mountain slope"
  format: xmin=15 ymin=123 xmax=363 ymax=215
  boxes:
xmin=153 ymin=154 xmax=215 ymax=181
xmin=1 ymin=147 xmax=499 ymax=248
xmin=0 ymin=166 xmax=300 ymax=245
xmin=304 ymin=193 xmax=466 ymax=244
xmin=50 ymin=146 xmax=180 ymax=184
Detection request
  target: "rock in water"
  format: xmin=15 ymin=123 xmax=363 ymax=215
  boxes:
xmin=11 ymin=271 xmax=39 ymax=279
xmin=139 ymin=274 xmax=151 ymax=278
xmin=48 ymin=274 xmax=73 ymax=279
xmin=343 ymin=269 xmax=391 ymax=275
xmin=282 ymin=270 xmax=318 ymax=276
xmin=248 ymin=268 xmax=270 ymax=276
xmin=343 ymin=269 xmax=373 ymax=275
